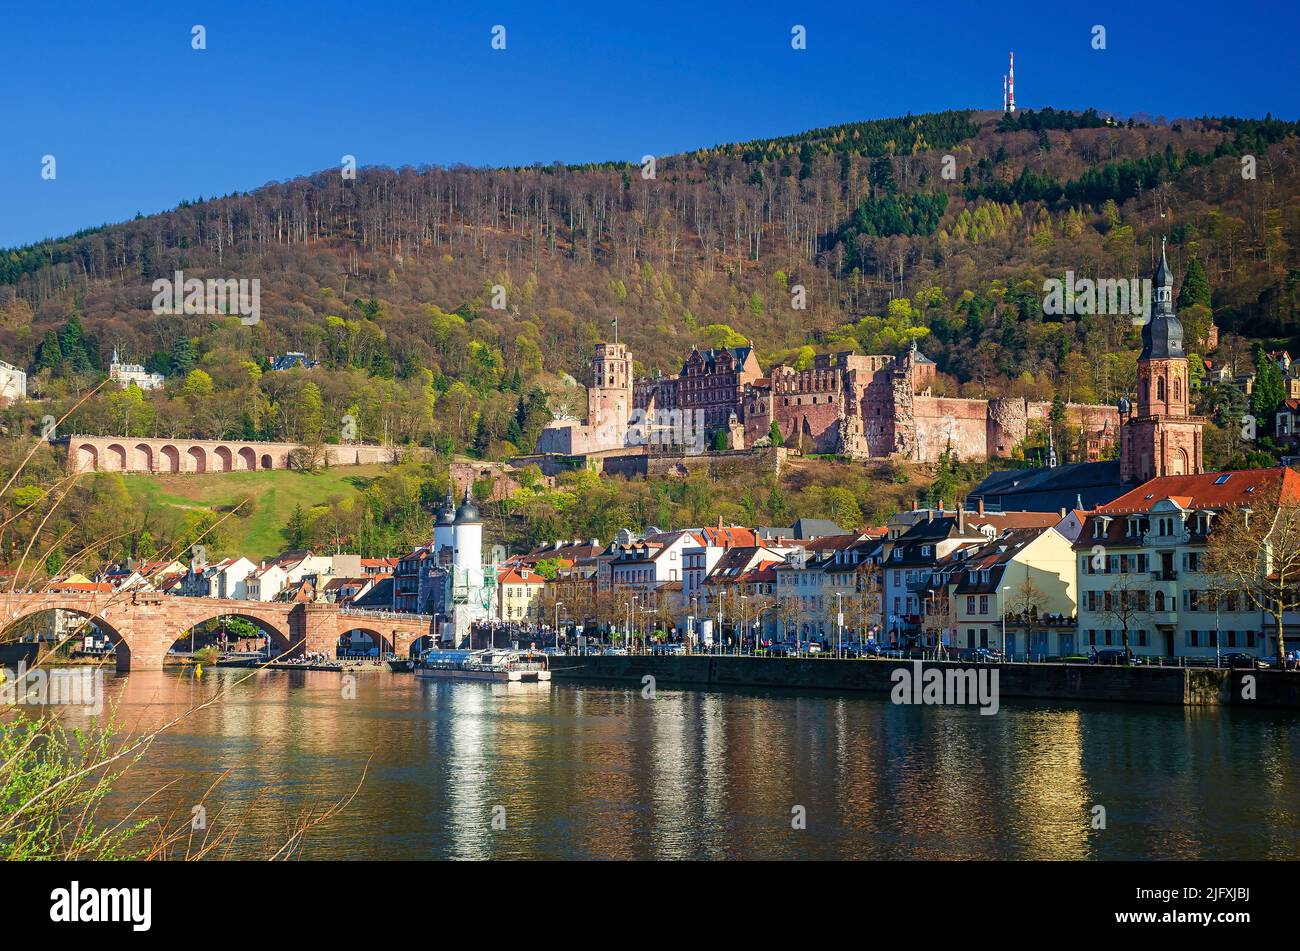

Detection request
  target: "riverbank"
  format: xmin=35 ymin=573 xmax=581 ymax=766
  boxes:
xmin=547 ymin=654 xmax=1300 ymax=709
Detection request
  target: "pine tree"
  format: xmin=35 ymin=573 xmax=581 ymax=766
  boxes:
xmin=286 ymin=504 xmax=309 ymax=549
xmin=33 ymin=330 xmax=62 ymax=373
xmin=1177 ymin=258 xmax=1212 ymax=311
xmin=171 ymin=336 xmax=198 ymax=376
xmin=1250 ymin=347 xmax=1285 ymax=427
xmin=768 ymin=420 xmax=784 ymax=447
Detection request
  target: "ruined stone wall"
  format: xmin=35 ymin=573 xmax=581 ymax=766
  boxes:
xmin=987 ymin=398 xmax=1029 ymax=458
xmin=770 ymin=365 xmax=844 ymax=453
xmin=911 ymin=397 xmax=992 ymax=461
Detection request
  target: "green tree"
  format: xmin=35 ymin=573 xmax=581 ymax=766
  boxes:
xmin=286 ymin=504 xmax=310 ymax=549
xmin=1177 ymin=257 xmax=1212 ymax=311
xmin=768 ymin=420 xmax=784 ymax=447
xmin=1251 ymin=347 xmax=1285 ymax=429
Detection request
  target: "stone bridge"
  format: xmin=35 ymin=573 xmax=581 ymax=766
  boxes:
xmin=0 ymin=590 xmax=437 ymax=671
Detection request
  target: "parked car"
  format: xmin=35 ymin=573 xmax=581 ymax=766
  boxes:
xmin=1090 ymin=648 xmax=1143 ymax=665
xmin=1221 ymin=652 xmax=1267 ymax=669
xmin=968 ymin=646 xmax=1003 ymax=662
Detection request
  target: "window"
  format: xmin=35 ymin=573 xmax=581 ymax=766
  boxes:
xmin=979 ymin=595 xmax=989 ymax=615
xmin=967 ymin=596 xmax=976 ymax=613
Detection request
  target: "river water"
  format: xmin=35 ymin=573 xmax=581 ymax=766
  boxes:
xmin=47 ymin=667 xmax=1300 ymax=860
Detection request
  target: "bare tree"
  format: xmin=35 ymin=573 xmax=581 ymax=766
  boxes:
xmin=1205 ymin=485 xmax=1300 ymax=667
xmin=1096 ymin=573 xmax=1151 ymax=658
xmin=1009 ymin=576 xmax=1049 ymax=659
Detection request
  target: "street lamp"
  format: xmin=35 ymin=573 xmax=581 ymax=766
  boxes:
xmin=1001 ymin=585 xmax=1010 ymax=660
xmin=554 ymin=601 xmax=564 ymax=652
xmin=835 ymin=591 xmax=844 ymax=657
xmin=743 ymin=595 xmax=754 ymax=654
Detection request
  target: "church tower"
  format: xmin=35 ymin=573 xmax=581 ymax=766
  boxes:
xmin=1120 ymin=239 xmax=1205 ymax=482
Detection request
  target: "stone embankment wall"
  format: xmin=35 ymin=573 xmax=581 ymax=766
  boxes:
xmin=547 ymin=655 xmax=1298 ymax=709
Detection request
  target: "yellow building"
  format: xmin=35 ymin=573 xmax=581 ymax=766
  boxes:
xmin=497 ymin=565 xmax=546 ymax=623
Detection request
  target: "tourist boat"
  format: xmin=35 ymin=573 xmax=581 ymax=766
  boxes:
xmin=414 ymin=649 xmax=550 ymax=683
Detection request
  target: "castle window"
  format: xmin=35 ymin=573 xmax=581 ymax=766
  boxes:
xmin=1157 ymin=378 xmax=1166 ymax=401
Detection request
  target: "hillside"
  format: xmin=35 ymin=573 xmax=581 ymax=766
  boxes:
xmin=1 ymin=106 xmax=1298 ymax=562
xmin=120 ymin=465 xmax=391 ymax=561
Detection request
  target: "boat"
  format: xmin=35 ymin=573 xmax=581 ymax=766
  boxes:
xmin=414 ymin=648 xmax=550 ymax=683
xmin=0 ymin=641 xmax=42 ymax=668
xmin=386 ymin=654 xmax=414 ymax=672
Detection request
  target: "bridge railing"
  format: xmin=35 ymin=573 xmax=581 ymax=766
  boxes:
xmin=339 ymin=607 xmax=434 ymax=623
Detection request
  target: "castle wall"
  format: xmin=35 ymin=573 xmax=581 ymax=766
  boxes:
xmin=911 ymin=397 xmax=993 ymax=462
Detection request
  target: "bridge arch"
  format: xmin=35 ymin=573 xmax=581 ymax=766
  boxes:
xmin=237 ymin=447 xmax=257 ymax=471
xmin=337 ymin=626 xmax=392 ymax=658
xmin=260 ymin=453 xmax=273 ymax=470
xmin=105 ymin=443 xmax=127 ymax=471
xmin=160 ymin=444 xmax=181 ymax=473
xmin=213 ymin=446 xmax=234 ymax=472
xmin=178 ymin=610 xmax=293 ymax=656
xmin=76 ymin=443 xmax=98 ymax=471
xmin=133 ymin=442 xmax=154 ymax=471
xmin=185 ymin=446 xmax=207 ymax=473
xmin=0 ymin=604 xmax=131 ymax=670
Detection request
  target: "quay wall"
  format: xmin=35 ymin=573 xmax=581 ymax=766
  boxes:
xmin=545 ymin=655 xmax=1296 ymax=709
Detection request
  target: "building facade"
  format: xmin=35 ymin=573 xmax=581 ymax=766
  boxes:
xmin=1119 ymin=241 xmax=1206 ymax=482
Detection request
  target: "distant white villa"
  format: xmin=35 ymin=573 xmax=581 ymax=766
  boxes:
xmin=0 ymin=360 xmax=26 ymax=402
xmin=109 ymin=348 xmax=165 ymax=390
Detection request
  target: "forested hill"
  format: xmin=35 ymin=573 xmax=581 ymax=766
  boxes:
xmin=1 ymin=107 xmax=1298 ymax=468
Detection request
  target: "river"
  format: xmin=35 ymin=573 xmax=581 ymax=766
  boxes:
xmin=44 ymin=667 xmax=1300 ymax=860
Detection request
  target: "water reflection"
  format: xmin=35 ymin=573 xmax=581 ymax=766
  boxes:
xmin=37 ymin=668 xmax=1300 ymax=860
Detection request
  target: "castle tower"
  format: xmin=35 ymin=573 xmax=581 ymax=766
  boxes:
xmin=588 ymin=341 xmax=632 ymax=450
xmin=1120 ymin=239 xmax=1204 ymax=482
xmin=433 ymin=486 xmax=456 ymax=564
xmin=452 ymin=484 xmax=482 ymax=573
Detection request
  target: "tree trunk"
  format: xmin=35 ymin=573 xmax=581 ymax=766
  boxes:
xmin=1276 ymin=596 xmax=1287 ymax=667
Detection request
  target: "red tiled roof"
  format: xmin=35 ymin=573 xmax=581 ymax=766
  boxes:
xmin=498 ymin=566 xmax=546 ymax=585
xmin=1098 ymin=467 xmax=1300 ymax=514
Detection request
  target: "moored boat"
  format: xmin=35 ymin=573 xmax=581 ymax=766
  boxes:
xmin=414 ymin=649 xmax=550 ymax=683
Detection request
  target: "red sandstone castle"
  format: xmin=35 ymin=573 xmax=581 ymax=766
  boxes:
xmin=537 ymin=246 xmax=1201 ymax=471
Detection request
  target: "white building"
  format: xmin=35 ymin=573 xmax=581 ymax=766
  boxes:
xmin=1074 ymin=469 xmax=1297 ymax=660
xmin=109 ymin=348 xmax=165 ymax=390
xmin=244 ymin=562 xmax=289 ymax=602
xmin=0 ymin=360 xmax=26 ymax=402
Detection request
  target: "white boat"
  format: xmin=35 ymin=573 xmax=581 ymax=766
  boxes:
xmin=414 ymin=649 xmax=551 ymax=683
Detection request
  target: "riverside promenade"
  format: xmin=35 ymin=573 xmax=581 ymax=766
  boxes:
xmin=546 ymin=653 xmax=1300 ymax=709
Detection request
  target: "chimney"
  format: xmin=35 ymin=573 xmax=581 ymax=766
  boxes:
xmin=958 ymin=507 xmax=966 ymax=533
xmin=927 ymin=509 xmax=934 ymax=523
xmin=911 ymin=499 xmax=918 ymax=512
xmin=977 ymin=498 xmax=985 ymax=517
xmin=1059 ymin=507 xmax=1067 ymax=518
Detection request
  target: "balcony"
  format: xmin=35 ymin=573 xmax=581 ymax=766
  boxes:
xmin=1150 ymin=569 xmax=1178 ymax=582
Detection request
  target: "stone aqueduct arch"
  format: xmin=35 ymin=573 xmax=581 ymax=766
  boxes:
xmin=0 ymin=593 xmax=433 ymax=672
xmin=65 ymin=436 xmax=390 ymax=475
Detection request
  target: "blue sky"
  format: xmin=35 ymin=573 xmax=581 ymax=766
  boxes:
xmin=1 ymin=0 xmax=1296 ymax=248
